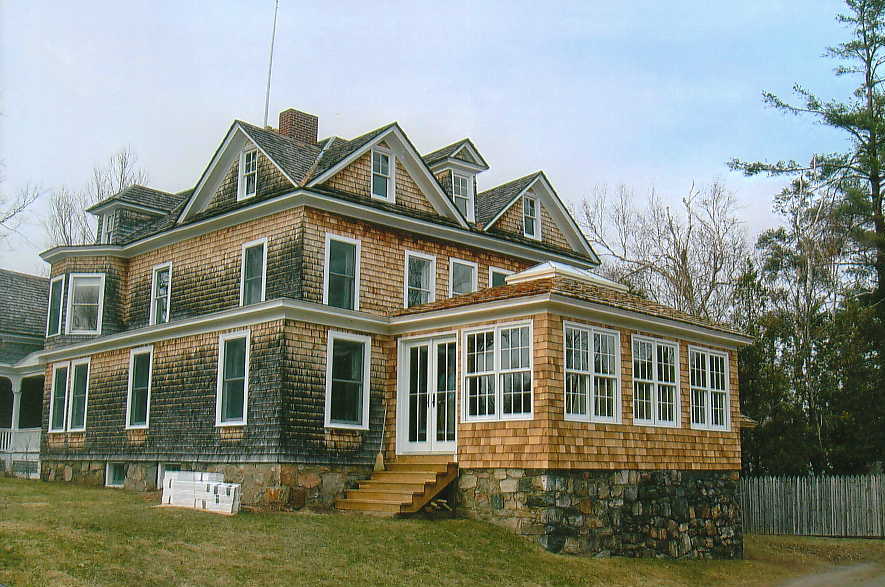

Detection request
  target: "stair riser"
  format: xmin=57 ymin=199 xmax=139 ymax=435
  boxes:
xmin=335 ymin=500 xmax=402 ymax=513
xmin=371 ymin=473 xmax=439 ymax=483
xmin=394 ymin=455 xmax=455 ymax=465
xmin=386 ymin=463 xmax=450 ymax=473
xmin=347 ymin=490 xmax=414 ymax=502
xmin=359 ymin=482 xmax=428 ymax=492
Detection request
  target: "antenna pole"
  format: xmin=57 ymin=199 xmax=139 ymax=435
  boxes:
xmin=263 ymin=0 xmax=280 ymax=127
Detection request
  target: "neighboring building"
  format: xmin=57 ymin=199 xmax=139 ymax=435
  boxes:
xmin=0 ymin=269 xmax=48 ymax=478
xmin=36 ymin=108 xmax=750 ymax=558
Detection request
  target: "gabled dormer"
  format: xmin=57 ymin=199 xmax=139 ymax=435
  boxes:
xmin=422 ymin=139 xmax=489 ymax=223
xmin=86 ymin=185 xmax=185 ymax=245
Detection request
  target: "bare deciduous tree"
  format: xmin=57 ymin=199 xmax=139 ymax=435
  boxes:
xmin=45 ymin=147 xmax=148 ymax=246
xmin=0 ymin=161 xmax=41 ymax=242
xmin=581 ymin=182 xmax=747 ymax=324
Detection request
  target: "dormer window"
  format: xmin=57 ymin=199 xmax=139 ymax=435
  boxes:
xmin=371 ymin=148 xmax=394 ymax=202
xmin=452 ymin=174 xmax=474 ymax=221
xmin=99 ymin=213 xmax=117 ymax=244
xmin=238 ymin=149 xmax=258 ymax=201
xmin=523 ymin=195 xmax=540 ymax=240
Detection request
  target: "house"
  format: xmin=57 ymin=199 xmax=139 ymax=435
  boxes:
xmin=0 ymin=269 xmax=48 ymax=478
xmin=36 ymin=108 xmax=749 ymax=558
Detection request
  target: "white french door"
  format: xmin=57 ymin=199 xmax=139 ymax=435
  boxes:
xmin=397 ymin=336 xmax=457 ymax=454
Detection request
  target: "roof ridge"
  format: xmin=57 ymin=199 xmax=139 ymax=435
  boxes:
xmin=0 ymin=267 xmax=48 ymax=282
xmin=477 ymin=170 xmax=543 ymax=196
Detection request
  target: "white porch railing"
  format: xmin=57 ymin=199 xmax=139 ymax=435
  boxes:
xmin=1 ymin=428 xmax=41 ymax=479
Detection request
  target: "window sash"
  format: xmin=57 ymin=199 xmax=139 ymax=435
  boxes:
xmin=524 ymin=197 xmax=538 ymax=237
xmin=327 ymin=238 xmax=357 ymax=310
xmin=50 ymin=365 xmax=69 ymax=432
xmin=241 ymin=150 xmax=258 ymax=198
xmin=406 ymin=254 xmax=434 ymax=307
xmin=689 ymin=349 xmax=729 ymax=430
xmin=325 ymin=332 xmax=371 ymax=430
xmin=127 ymin=350 xmax=152 ymax=428
xmin=632 ymin=338 xmax=678 ymax=426
xmin=68 ymin=275 xmax=103 ymax=334
xmin=242 ymin=243 xmax=266 ymax=305
xmin=68 ymin=361 xmax=89 ymax=430
xmin=450 ymin=261 xmax=476 ymax=296
xmin=464 ymin=324 xmax=532 ymax=421
xmin=151 ymin=266 xmax=171 ymax=324
xmin=371 ymin=150 xmax=391 ymax=199
xmin=217 ymin=333 xmax=249 ymax=425
xmin=564 ymin=325 xmax=620 ymax=422
xmin=47 ymin=276 xmax=64 ymax=336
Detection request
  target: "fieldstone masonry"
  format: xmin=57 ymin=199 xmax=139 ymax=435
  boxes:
xmin=456 ymin=468 xmax=742 ymax=559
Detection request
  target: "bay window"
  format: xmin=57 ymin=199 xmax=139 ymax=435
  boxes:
xmin=47 ymin=275 xmax=65 ymax=336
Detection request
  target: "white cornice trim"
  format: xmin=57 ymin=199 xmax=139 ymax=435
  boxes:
xmin=88 ymin=200 xmax=171 ymax=217
xmin=40 ymin=189 xmax=597 ymax=270
xmin=38 ymin=299 xmax=388 ymax=363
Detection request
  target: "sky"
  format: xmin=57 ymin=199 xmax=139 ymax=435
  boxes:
xmin=0 ymin=0 xmax=855 ymax=275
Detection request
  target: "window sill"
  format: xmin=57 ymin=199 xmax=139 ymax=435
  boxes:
xmin=565 ymin=415 xmax=622 ymax=425
xmin=67 ymin=330 xmax=100 ymax=336
xmin=325 ymin=422 xmax=369 ymax=431
xmin=463 ymin=414 xmax=534 ymax=423
xmin=215 ymin=421 xmax=246 ymax=428
xmin=690 ymin=424 xmax=730 ymax=432
xmin=632 ymin=420 xmax=679 ymax=429
xmin=371 ymin=193 xmax=394 ymax=203
xmin=125 ymin=425 xmax=149 ymax=431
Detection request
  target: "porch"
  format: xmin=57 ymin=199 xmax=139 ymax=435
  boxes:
xmin=0 ymin=374 xmax=43 ymax=479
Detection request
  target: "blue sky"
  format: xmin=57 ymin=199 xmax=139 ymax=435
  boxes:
xmin=0 ymin=0 xmax=853 ymax=274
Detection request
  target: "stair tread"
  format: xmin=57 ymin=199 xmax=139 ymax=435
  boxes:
xmin=337 ymin=498 xmax=406 ymax=505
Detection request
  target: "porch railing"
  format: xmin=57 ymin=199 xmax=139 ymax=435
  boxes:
xmin=0 ymin=428 xmax=41 ymax=455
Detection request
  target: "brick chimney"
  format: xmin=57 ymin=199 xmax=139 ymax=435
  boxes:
xmin=278 ymin=108 xmax=318 ymax=144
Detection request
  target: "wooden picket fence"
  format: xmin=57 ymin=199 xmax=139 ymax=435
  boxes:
xmin=739 ymin=474 xmax=885 ymax=537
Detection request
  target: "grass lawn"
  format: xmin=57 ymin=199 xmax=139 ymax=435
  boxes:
xmin=1 ymin=478 xmax=884 ymax=586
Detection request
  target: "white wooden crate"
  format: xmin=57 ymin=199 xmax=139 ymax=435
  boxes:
xmin=160 ymin=471 xmax=240 ymax=515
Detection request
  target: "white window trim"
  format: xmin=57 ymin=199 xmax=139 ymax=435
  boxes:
xmin=488 ymin=266 xmax=514 ymax=288
xmin=65 ymin=273 xmax=106 ymax=335
xmin=46 ymin=274 xmax=65 ymax=337
xmin=523 ymin=195 xmax=542 ymax=241
xmin=237 ymin=148 xmax=258 ymax=201
xmin=105 ymin=462 xmax=126 ymax=488
xmin=448 ymin=258 xmax=478 ymax=297
xmin=66 ymin=357 xmax=91 ymax=432
xmin=215 ymin=330 xmax=250 ymax=427
xmin=688 ymin=345 xmax=731 ymax=432
xmin=562 ymin=321 xmax=622 ymax=424
xmin=324 ymin=330 xmax=372 ymax=430
xmin=322 ymin=233 xmax=361 ymax=311
xmin=630 ymin=334 xmax=681 ymax=429
xmin=452 ymin=173 xmax=475 ymax=222
xmin=239 ymin=237 xmax=268 ymax=306
xmin=48 ymin=361 xmax=71 ymax=433
xmin=149 ymin=262 xmax=173 ymax=325
xmin=370 ymin=146 xmax=396 ymax=203
xmin=403 ymin=250 xmax=437 ymax=308
xmin=125 ymin=345 xmax=154 ymax=430
xmin=462 ymin=320 xmax=534 ymax=423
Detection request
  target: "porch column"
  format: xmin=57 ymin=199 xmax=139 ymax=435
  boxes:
xmin=9 ymin=376 xmax=22 ymax=431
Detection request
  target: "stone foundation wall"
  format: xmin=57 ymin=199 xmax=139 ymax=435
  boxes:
xmin=456 ymin=468 xmax=742 ymax=559
xmin=41 ymin=460 xmax=372 ymax=508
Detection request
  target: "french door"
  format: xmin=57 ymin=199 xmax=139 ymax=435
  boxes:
xmin=398 ymin=337 xmax=457 ymax=454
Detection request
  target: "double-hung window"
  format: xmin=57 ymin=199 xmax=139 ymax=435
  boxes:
xmin=47 ymin=275 xmax=65 ymax=336
xmin=632 ymin=336 xmax=679 ymax=427
xmin=449 ymin=259 xmax=477 ymax=297
xmin=689 ymin=347 xmax=729 ymax=430
xmin=49 ymin=358 xmax=91 ymax=432
xmin=452 ymin=174 xmax=474 ymax=221
xmin=66 ymin=273 xmax=105 ymax=335
xmin=240 ymin=238 xmax=267 ymax=306
xmin=216 ymin=331 xmax=249 ymax=426
xmin=464 ymin=322 xmax=533 ymax=421
xmin=523 ymin=195 xmax=540 ymax=240
xmin=238 ymin=149 xmax=258 ymax=200
xmin=564 ymin=323 xmax=620 ymax=423
xmin=489 ymin=267 xmax=513 ymax=288
xmin=325 ymin=331 xmax=371 ymax=430
xmin=324 ymin=234 xmax=360 ymax=311
xmin=126 ymin=346 xmax=153 ymax=429
xmin=150 ymin=262 xmax=172 ymax=325
xmin=404 ymin=251 xmax=435 ymax=307
xmin=371 ymin=148 xmax=394 ymax=201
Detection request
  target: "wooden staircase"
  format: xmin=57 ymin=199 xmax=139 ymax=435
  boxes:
xmin=335 ymin=455 xmax=457 ymax=514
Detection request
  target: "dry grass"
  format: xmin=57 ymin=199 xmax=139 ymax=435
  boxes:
xmin=1 ymin=478 xmax=883 ymax=586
